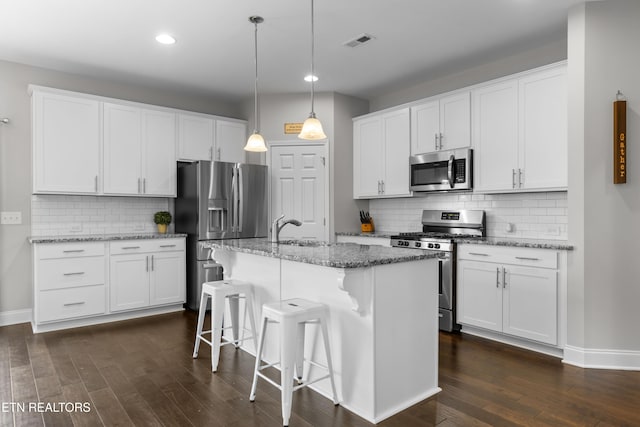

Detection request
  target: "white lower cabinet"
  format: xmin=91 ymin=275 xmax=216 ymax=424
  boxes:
xmin=109 ymin=239 xmax=186 ymax=312
xmin=32 ymin=238 xmax=185 ymax=332
xmin=457 ymin=245 xmax=561 ymax=347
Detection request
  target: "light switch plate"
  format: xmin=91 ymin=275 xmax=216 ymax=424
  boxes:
xmin=1 ymin=211 xmax=22 ymax=225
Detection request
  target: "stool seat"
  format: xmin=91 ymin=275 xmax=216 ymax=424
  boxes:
xmin=250 ymin=298 xmax=338 ymax=426
xmin=192 ymin=279 xmax=258 ymax=373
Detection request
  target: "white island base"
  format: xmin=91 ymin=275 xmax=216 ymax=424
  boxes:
xmin=211 ymin=248 xmax=440 ymax=423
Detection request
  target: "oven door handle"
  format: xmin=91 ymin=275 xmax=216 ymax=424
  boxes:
xmin=447 ymin=155 xmax=455 ymax=189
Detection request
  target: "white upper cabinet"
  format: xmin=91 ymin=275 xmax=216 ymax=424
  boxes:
xmin=177 ymin=114 xmax=247 ymax=163
xmin=103 ymin=103 xmax=176 ymax=197
xmin=410 ymin=91 xmax=470 ymax=155
xmin=177 ymin=113 xmax=214 ymax=161
xmin=472 ymin=63 xmax=567 ymax=192
xmin=353 ymin=108 xmax=411 ymax=199
xmin=32 ymin=90 xmax=100 ymax=194
xmin=472 ymin=80 xmax=519 ymax=192
xmin=518 ymin=66 xmax=568 ymax=190
xmin=215 ymin=119 xmax=247 ymax=163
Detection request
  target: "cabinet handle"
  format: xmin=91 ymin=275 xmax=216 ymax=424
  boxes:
xmin=439 ymin=133 xmax=443 ymax=150
xmin=63 ymin=249 xmax=85 ymax=253
xmin=160 ymin=244 xmax=176 ymax=248
xmin=377 ymin=180 xmax=380 ymax=194
xmin=434 ymin=133 xmax=439 ymax=151
xmin=381 ymin=180 xmax=385 ymax=194
xmin=217 ymin=148 xmax=221 ymax=160
xmin=496 ymin=267 xmax=500 ymax=288
xmin=122 ymin=246 xmax=140 ymax=250
xmin=63 ymin=272 xmax=85 ymax=276
xmin=515 ymin=256 xmax=540 ymax=261
xmin=512 ymin=169 xmax=516 ymax=189
xmin=138 ymin=178 xmax=141 ymax=193
xmin=143 ymin=178 xmax=146 ymax=194
xmin=151 ymin=255 xmax=154 ymax=271
xmin=63 ymin=302 xmax=85 ymax=307
xmin=502 ymin=267 xmax=507 ymax=288
xmin=518 ymin=169 xmax=523 ymax=188
xmin=469 ymin=252 xmax=489 ymax=256
xmin=146 ymin=255 xmax=149 ymax=272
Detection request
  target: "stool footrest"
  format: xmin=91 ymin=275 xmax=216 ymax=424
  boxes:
xmin=293 ymin=374 xmax=330 ymax=392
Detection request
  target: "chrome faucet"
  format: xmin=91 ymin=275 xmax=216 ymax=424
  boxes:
xmin=271 ymin=214 xmax=302 ymax=243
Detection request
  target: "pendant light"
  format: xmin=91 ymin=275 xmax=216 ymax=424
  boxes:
xmin=244 ymin=16 xmax=268 ymax=152
xmin=298 ymin=0 xmax=327 ymax=140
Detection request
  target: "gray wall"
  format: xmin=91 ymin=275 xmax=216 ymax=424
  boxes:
xmin=568 ymin=0 xmax=640 ymax=351
xmin=370 ymin=39 xmax=567 ymax=111
xmin=0 ymin=59 xmax=242 ymax=314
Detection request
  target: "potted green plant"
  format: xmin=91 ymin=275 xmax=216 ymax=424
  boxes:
xmin=154 ymin=211 xmax=172 ymax=234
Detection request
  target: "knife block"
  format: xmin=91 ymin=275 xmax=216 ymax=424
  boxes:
xmin=361 ymin=220 xmax=374 ymax=233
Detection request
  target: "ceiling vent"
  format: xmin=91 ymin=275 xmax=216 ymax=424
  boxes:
xmin=343 ymin=33 xmax=375 ymax=48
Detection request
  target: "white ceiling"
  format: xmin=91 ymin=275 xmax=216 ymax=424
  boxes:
xmin=0 ymin=0 xmax=585 ymax=103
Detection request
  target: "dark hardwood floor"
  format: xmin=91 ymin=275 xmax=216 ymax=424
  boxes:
xmin=2 ymin=311 xmax=639 ymax=427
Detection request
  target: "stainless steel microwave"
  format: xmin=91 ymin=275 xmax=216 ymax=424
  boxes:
xmin=410 ymin=148 xmax=473 ymax=192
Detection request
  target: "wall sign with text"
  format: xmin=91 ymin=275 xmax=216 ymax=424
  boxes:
xmin=613 ymin=99 xmax=627 ymax=184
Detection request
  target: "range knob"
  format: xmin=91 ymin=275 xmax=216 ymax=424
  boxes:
xmin=415 ymin=242 xmax=422 ymax=248
xmin=434 ymin=243 xmax=441 ymax=249
xmin=428 ymin=243 xmax=434 ymax=249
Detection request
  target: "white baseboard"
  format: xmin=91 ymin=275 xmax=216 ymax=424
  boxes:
xmin=460 ymin=326 xmax=564 ymax=358
xmin=563 ymin=345 xmax=640 ymax=371
xmin=0 ymin=309 xmax=32 ymax=327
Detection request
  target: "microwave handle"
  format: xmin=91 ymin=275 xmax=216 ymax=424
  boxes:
xmin=447 ymin=155 xmax=455 ymax=188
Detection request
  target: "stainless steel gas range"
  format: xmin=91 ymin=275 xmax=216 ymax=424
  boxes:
xmin=390 ymin=210 xmax=485 ymax=332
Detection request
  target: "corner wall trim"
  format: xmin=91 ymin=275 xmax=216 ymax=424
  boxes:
xmin=563 ymin=345 xmax=640 ymax=371
xmin=0 ymin=309 xmax=32 ymax=327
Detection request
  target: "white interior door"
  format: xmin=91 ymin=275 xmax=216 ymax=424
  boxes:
xmin=269 ymin=142 xmax=328 ymax=241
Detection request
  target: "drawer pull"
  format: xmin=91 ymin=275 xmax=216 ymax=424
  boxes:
xmin=468 ymin=252 xmax=489 ymax=256
xmin=63 ymin=301 xmax=86 ymax=307
xmin=515 ymin=256 xmax=540 ymax=261
xmin=63 ymin=249 xmax=85 ymax=253
xmin=159 ymin=244 xmax=176 ymax=248
xmin=63 ymin=272 xmax=85 ymax=276
xmin=122 ymin=246 xmax=141 ymax=250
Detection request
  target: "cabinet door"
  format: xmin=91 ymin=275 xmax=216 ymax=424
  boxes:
xmin=457 ymin=260 xmax=502 ymax=332
xmin=215 ymin=120 xmax=247 ymax=163
xmin=103 ymin=103 xmax=142 ymax=195
xmin=149 ymin=251 xmax=186 ymax=305
xmin=109 ymin=254 xmax=149 ymax=312
xmin=410 ymin=100 xmax=440 ymax=154
xmin=353 ymin=116 xmax=383 ymax=198
xmin=177 ymin=114 xmax=214 ymax=161
xmin=519 ymin=66 xmax=567 ymax=190
xmin=439 ymin=92 xmax=471 ymax=151
xmin=142 ymin=109 xmax=176 ymax=196
xmin=503 ymin=266 xmax=558 ymax=345
xmin=33 ymin=91 xmax=100 ymax=194
xmin=472 ymin=80 xmax=519 ymax=192
xmin=382 ymin=108 xmax=411 ymax=197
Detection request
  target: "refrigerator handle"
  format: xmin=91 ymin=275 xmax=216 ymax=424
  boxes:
xmin=238 ymin=166 xmax=244 ymax=233
xmin=230 ymin=166 xmax=238 ymax=232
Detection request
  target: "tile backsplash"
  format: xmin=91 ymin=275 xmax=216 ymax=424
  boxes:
xmin=31 ymin=195 xmax=172 ymax=236
xmin=369 ymin=191 xmax=567 ymax=240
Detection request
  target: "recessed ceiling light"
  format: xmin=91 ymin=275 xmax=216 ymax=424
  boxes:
xmin=304 ymin=74 xmax=319 ymax=82
xmin=155 ymin=34 xmax=176 ymax=45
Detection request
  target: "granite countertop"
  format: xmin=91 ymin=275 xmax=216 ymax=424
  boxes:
xmin=205 ymin=238 xmax=439 ymax=268
xmin=28 ymin=233 xmax=187 ymax=244
xmin=335 ymin=231 xmax=573 ymax=250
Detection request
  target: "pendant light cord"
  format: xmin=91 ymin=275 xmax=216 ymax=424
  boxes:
xmin=310 ymin=0 xmax=316 ymax=117
xmin=253 ymin=19 xmax=260 ymax=133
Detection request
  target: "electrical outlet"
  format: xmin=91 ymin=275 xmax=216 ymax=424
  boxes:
xmin=133 ymin=224 xmax=145 ymax=231
xmin=1 ymin=211 xmax=22 ymax=225
xmin=70 ymin=224 xmax=82 ymax=232
xmin=544 ymin=226 xmax=560 ymax=236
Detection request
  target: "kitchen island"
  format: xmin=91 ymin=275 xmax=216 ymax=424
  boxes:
xmin=205 ymin=239 xmax=441 ymax=423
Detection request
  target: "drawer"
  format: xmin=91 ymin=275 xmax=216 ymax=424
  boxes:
xmin=36 ymin=242 xmax=105 ymax=260
xmin=458 ymin=245 xmax=558 ymax=269
xmin=37 ymin=285 xmax=106 ymax=323
xmin=37 ymin=256 xmax=105 ymax=291
xmin=110 ymin=238 xmax=185 ymax=255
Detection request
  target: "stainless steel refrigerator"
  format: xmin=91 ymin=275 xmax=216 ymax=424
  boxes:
xmin=175 ymin=160 xmax=268 ymax=310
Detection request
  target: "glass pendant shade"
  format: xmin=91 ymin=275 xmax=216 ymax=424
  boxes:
xmin=244 ymin=131 xmax=267 ymax=152
xmin=298 ymin=114 xmax=327 ymax=140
